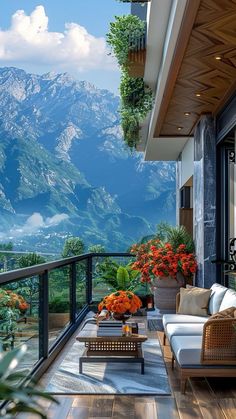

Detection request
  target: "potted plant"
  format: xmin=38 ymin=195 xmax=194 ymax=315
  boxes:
xmin=48 ymin=297 xmax=70 ymax=329
xmin=0 ymin=290 xmax=29 ymax=350
xmin=106 ymin=15 xmax=146 ymax=68
xmin=130 ymin=234 xmax=197 ymax=311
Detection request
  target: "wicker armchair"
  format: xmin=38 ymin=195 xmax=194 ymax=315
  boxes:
xmin=201 ymin=317 xmax=236 ymax=365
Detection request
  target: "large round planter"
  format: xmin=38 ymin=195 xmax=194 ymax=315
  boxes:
xmin=152 ymin=274 xmax=185 ymax=312
xmin=48 ymin=313 xmax=70 ymax=329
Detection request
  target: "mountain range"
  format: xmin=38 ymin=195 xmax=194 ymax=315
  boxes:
xmin=0 ymin=67 xmax=176 ymax=253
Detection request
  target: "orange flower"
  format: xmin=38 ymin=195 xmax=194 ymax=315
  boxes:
xmin=98 ymin=290 xmax=142 ymax=315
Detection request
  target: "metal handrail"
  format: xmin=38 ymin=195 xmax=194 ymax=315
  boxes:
xmin=0 ymin=252 xmax=135 ymax=383
xmin=0 ymin=252 xmax=133 ymax=285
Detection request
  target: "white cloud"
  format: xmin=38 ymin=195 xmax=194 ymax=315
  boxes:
xmin=0 ymin=5 xmax=116 ymax=72
xmin=4 ymin=212 xmax=69 ymax=238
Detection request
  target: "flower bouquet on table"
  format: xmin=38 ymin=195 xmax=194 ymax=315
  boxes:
xmin=98 ymin=290 xmax=142 ymax=323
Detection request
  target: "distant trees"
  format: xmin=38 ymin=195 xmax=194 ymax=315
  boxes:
xmin=18 ymin=253 xmax=46 ymax=268
xmin=0 ymin=242 xmax=13 ymax=251
xmin=62 ymin=237 xmax=85 ymax=258
xmin=88 ymin=244 xmax=106 ymax=253
xmin=18 ymin=253 xmax=46 ymax=316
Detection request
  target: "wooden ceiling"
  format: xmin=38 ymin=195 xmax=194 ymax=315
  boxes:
xmin=154 ymin=0 xmax=236 ymax=138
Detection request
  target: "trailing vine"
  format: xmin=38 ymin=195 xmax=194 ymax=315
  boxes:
xmin=107 ymin=14 xmax=153 ymax=150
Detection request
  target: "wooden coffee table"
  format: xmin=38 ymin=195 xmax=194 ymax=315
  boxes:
xmin=76 ymin=323 xmax=147 ymax=374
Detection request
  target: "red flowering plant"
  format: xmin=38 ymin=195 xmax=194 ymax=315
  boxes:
xmin=130 ymin=239 xmax=197 ymax=283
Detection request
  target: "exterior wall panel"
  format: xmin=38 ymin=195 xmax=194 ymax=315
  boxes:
xmin=194 ymin=115 xmax=216 ymax=288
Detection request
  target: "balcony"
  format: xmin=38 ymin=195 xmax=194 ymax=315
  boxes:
xmin=127 ymin=34 xmax=146 ymax=78
xmin=0 ymin=252 xmax=236 ymax=418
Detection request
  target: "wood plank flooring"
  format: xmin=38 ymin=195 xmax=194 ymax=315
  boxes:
xmin=20 ymin=317 xmax=236 ymax=419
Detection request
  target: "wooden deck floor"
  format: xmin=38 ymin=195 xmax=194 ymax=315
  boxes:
xmin=26 ymin=317 xmax=236 ymax=419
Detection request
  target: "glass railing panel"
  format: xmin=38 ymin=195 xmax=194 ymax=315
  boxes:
xmin=91 ymin=255 xmax=136 ymax=311
xmin=0 ymin=276 xmax=40 ymax=373
xmin=48 ymin=266 xmax=70 ymax=348
xmin=76 ymin=260 xmax=87 ymax=314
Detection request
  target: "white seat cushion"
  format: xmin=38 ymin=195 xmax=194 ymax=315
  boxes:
xmin=171 ymin=336 xmax=202 ymax=366
xmin=219 ymin=288 xmax=236 ymax=311
xmin=166 ymin=323 xmax=204 ymax=344
xmin=162 ymin=314 xmax=208 ymax=329
xmin=209 ymin=283 xmax=228 ymax=314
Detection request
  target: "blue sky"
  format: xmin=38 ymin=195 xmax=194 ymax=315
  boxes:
xmin=0 ymin=1 xmax=130 ymax=93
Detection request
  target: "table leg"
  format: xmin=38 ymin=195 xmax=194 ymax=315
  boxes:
xmin=79 ymin=358 xmax=83 ymax=374
xmin=141 ymin=359 xmax=144 ymax=374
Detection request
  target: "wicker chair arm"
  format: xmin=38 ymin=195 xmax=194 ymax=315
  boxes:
xmin=201 ymin=317 xmax=236 ymax=365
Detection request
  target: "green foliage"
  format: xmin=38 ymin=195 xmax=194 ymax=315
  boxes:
xmin=48 ymin=297 xmax=70 ymax=313
xmin=62 ymin=237 xmax=85 ymax=258
xmin=17 ymin=254 xmax=45 ymax=317
xmin=165 ymin=225 xmax=195 ymax=253
xmin=0 ymin=345 xmax=58 ymax=418
xmin=120 ymin=73 xmax=152 ymax=117
xmin=95 ymin=259 xmax=139 ymax=292
xmin=88 ymin=244 xmax=106 ymax=253
xmin=18 ymin=253 xmax=46 ymax=268
xmin=0 ymin=242 xmax=13 ymax=251
xmin=119 ymin=73 xmax=153 ymax=149
xmin=0 ymin=290 xmax=21 ymax=346
xmin=106 ymin=15 xmax=145 ymax=67
xmin=116 ymin=266 xmax=130 ymax=289
xmin=120 ymin=108 xmax=140 ymax=149
xmin=136 ymin=222 xmax=195 ymax=253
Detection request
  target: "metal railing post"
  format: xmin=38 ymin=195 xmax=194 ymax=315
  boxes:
xmin=39 ymin=270 xmax=49 ymax=359
xmin=70 ymin=262 xmax=76 ymax=323
xmin=86 ymin=255 xmax=93 ymax=305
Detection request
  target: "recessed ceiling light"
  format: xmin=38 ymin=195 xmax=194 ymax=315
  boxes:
xmin=184 ymin=112 xmax=191 ymax=116
xmin=177 ymin=127 xmax=183 ymax=131
xmin=215 ymin=56 xmax=222 ymax=60
xmin=196 ymin=93 xmax=201 ymax=97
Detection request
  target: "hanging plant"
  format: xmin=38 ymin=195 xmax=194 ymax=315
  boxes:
xmin=120 ymin=108 xmax=140 ymax=149
xmin=106 ymin=15 xmax=145 ymax=67
xmin=120 ymin=72 xmax=152 ymax=117
xmin=119 ymin=72 xmax=153 ymax=149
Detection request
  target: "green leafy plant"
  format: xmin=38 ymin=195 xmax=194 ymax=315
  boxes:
xmin=62 ymin=237 xmax=85 ymax=258
xmin=119 ymin=73 xmax=153 ymax=148
xmin=120 ymin=72 xmax=152 ymax=115
xmin=157 ymin=223 xmax=195 ymax=253
xmin=95 ymin=259 xmax=139 ymax=291
xmin=88 ymin=244 xmax=106 ymax=253
xmin=107 ymin=15 xmax=145 ymax=67
xmin=48 ymin=297 xmax=70 ymax=313
xmin=107 ymin=14 xmax=153 ymax=150
xmin=0 ymin=344 xmax=58 ymax=418
xmin=120 ymin=108 xmax=140 ymax=148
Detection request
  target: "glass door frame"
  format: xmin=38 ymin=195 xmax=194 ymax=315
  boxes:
xmin=216 ymin=131 xmax=236 ymax=287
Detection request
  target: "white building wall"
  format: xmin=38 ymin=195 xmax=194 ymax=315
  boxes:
xmin=180 ymin=137 xmax=194 ymax=187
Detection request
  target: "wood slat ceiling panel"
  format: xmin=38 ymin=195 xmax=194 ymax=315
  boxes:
xmin=157 ymin=0 xmax=236 ymax=137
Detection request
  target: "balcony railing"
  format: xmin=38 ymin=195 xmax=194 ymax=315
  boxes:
xmin=0 ymin=252 xmax=134 ymax=380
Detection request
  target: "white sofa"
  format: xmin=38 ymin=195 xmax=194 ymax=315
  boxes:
xmin=162 ymin=283 xmax=236 ymax=393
